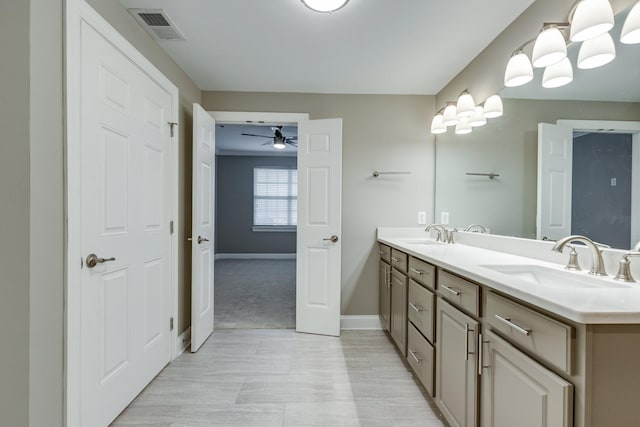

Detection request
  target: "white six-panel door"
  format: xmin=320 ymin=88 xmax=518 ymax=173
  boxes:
xmin=79 ymin=20 xmax=172 ymax=426
xmin=191 ymin=104 xmax=216 ymax=352
xmin=296 ymin=119 xmax=343 ymax=337
xmin=537 ymin=123 xmax=573 ymax=241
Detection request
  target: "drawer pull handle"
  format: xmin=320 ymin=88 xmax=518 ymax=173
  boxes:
xmin=441 ymin=284 xmax=461 ymax=296
xmin=464 ymin=323 xmax=475 ymax=361
xmin=391 ymin=257 xmax=399 ymax=263
xmin=494 ymin=314 xmax=532 ymax=336
xmin=410 ymin=268 xmax=424 ymax=275
xmin=409 ymin=302 xmax=424 ymax=312
xmin=379 ymin=251 xmax=384 ymax=256
xmin=408 ymin=349 xmax=423 ymax=364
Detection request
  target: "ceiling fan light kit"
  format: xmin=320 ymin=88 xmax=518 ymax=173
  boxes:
xmin=301 ymin=0 xmax=350 ymax=13
xmin=241 ymin=126 xmax=298 ymax=150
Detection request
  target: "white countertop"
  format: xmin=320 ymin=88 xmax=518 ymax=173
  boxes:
xmin=378 ymin=230 xmax=640 ymax=324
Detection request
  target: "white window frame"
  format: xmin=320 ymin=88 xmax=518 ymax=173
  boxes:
xmin=252 ymin=166 xmax=297 ymax=232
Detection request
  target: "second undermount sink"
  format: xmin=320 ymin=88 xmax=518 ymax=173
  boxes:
xmin=480 ymin=264 xmax=631 ymax=289
xmin=398 ymin=239 xmax=444 ymax=246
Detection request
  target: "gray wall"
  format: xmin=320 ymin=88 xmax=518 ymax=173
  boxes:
xmin=572 ymin=133 xmax=632 ymax=249
xmin=203 ymin=91 xmax=436 ymax=315
xmin=216 ymin=156 xmax=297 ymax=254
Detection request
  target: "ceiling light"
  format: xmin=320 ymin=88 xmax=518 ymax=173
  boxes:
xmin=577 ymin=32 xmax=616 ymax=69
xmin=542 ymin=58 xmax=573 ymax=88
xmin=442 ymin=103 xmax=459 ymax=127
xmin=430 ymin=114 xmax=447 ymax=134
xmin=570 ymin=0 xmax=614 ymax=42
xmin=456 ymin=90 xmax=476 ymax=118
xmin=273 ymin=136 xmax=286 ymax=149
xmin=469 ymin=106 xmax=487 ymax=127
xmin=483 ymin=95 xmax=503 ymax=119
xmin=532 ymin=25 xmax=567 ymax=68
xmin=455 ymin=117 xmax=472 ymax=135
xmin=504 ymin=50 xmax=534 ymax=87
xmin=301 ymin=0 xmax=349 ymax=13
xmin=621 ymin=1 xmax=640 ymax=44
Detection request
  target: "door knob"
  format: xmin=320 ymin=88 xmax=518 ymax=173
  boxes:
xmin=197 ymin=236 xmax=209 ymax=244
xmin=86 ymin=253 xmax=116 ymax=268
xmin=323 ymin=235 xmax=339 ymax=243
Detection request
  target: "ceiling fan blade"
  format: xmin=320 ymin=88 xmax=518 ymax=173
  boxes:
xmin=287 ymin=136 xmax=298 ymax=140
xmin=241 ymin=133 xmax=273 ymax=138
xmin=261 ymin=141 xmax=273 ymax=145
xmin=286 ymin=141 xmax=298 ymax=147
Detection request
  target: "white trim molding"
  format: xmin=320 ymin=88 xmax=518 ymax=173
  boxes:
xmin=176 ymin=327 xmax=192 ymax=357
xmin=340 ymin=315 xmax=384 ymax=330
xmin=215 ymin=253 xmax=296 ymax=260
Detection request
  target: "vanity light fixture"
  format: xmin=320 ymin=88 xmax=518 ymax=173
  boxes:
xmin=532 ymin=25 xmax=568 ymax=68
xmin=469 ymin=106 xmax=487 ymax=127
xmin=621 ymin=1 xmax=640 ymax=44
xmin=455 ymin=117 xmax=472 ymax=135
xmin=483 ymin=95 xmax=503 ymax=119
xmin=301 ymin=0 xmax=349 ymax=13
xmin=504 ymin=50 xmax=534 ymax=87
xmin=577 ymin=31 xmax=616 ymax=68
xmin=569 ymin=0 xmax=614 ymax=42
xmin=442 ymin=103 xmax=459 ymax=127
xmin=456 ymin=90 xmax=476 ymax=118
xmin=430 ymin=113 xmax=447 ymax=134
xmin=542 ymin=57 xmax=574 ymax=88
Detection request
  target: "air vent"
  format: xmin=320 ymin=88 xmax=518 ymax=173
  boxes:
xmin=128 ymin=9 xmax=185 ymax=41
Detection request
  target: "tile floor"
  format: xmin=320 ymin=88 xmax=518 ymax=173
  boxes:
xmin=111 ymin=329 xmax=447 ymax=426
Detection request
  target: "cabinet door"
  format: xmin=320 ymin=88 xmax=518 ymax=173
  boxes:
xmin=390 ymin=269 xmax=408 ymax=356
xmin=436 ymin=299 xmax=478 ymax=427
xmin=379 ymin=260 xmax=391 ymax=331
xmin=481 ymin=329 xmax=573 ymax=427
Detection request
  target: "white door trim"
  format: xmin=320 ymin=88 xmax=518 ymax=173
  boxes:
xmin=64 ymin=1 xmax=179 ymax=426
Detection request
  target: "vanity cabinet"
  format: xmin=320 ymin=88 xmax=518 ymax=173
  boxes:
xmin=390 ymin=268 xmax=408 ymax=355
xmin=480 ymin=329 xmax=573 ymax=427
xmin=436 ymin=298 xmax=479 ymax=427
xmin=378 ymin=244 xmax=392 ymax=332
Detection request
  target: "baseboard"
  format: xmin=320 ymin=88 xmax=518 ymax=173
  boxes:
xmin=176 ymin=327 xmax=191 ymax=357
xmin=340 ymin=315 xmax=383 ymax=330
xmin=215 ymin=253 xmax=296 ymax=260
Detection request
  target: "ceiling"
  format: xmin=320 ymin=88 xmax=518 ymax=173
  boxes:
xmin=119 ymin=0 xmax=536 ymax=95
xmin=216 ymin=124 xmax=298 ymax=157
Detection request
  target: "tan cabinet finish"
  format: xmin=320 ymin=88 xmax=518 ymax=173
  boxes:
xmin=481 ymin=329 xmax=573 ymax=427
xmin=390 ymin=269 xmax=408 ymax=356
xmin=390 ymin=248 xmax=408 ymax=273
xmin=407 ymin=322 xmax=435 ymax=396
xmin=408 ymin=256 xmax=436 ymax=290
xmin=408 ymin=279 xmax=435 ymax=343
xmin=378 ymin=243 xmax=391 ymax=264
xmin=438 ymin=270 xmax=480 ymax=317
xmin=436 ymin=299 xmax=478 ymax=427
xmin=379 ymin=260 xmax=391 ymax=332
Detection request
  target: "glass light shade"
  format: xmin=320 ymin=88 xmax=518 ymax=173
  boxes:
xmin=273 ymin=140 xmax=286 ymax=149
xmin=483 ymin=95 xmax=503 ymax=118
xmin=301 ymin=0 xmax=349 ymax=12
xmin=621 ymin=1 xmax=640 ymax=44
xmin=504 ymin=51 xmax=534 ymax=87
xmin=456 ymin=92 xmax=476 ymax=118
xmin=469 ymin=106 xmax=487 ymax=127
xmin=532 ymin=26 xmax=568 ymax=68
xmin=455 ymin=117 xmax=472 ymax=135
xmin=442 ymin=104 xmax=459 ymax=127
xmin=570 ymin=0 xmax=614 ymax=42
xmin=542 ymin=58 xmax=573 ymax=88
xmin=578 ymin=32 xmax=616 ymax=69
xmin=430 ymin=114 xmax=447 ymax=134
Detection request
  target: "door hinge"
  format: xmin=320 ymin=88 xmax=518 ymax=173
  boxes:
xmin=170 ymin=220 xmax=174 ymax=235
xmin=168 ymin=122 xmax=178 ymax=138
xmin=170 ymin=317 xmax=174 ymax=331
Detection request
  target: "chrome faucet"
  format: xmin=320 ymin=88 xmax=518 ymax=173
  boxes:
xmin=551 ymin=235 xmax=607 ymax=276
xmin=464 ymin=224 xmax=488 ymax=233
xmin=425 ymin=224 xmax=448 ymax=243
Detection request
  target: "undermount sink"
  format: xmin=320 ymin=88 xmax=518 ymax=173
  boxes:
xmin=398 ymin=239 xmax=443 ymax=246
xmin=480 ymin=264 xmax=631 ymax=289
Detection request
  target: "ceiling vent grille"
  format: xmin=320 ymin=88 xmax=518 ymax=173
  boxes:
xmin=128 ymin=9 xmax=185 ymax=41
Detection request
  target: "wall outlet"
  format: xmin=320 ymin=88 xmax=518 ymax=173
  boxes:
xmin=417 ymin=211 xmax=426 ymax=225
xmin=611 ymin=177 xmax=617 ymax=187
xmin=440 ymin=211 xmax=450 ymax=225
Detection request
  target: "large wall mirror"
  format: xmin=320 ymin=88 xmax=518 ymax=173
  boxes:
xmin=435 ymin=5 xmax=640 ymax=250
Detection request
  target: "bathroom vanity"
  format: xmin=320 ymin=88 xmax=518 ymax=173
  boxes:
xmin=378 ymin=228 xmax=640 ymax=427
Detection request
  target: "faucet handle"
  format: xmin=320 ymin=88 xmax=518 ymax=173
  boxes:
xmin=564 ymin=244 xmax=581 ymax=271
xmin=614 ymin=252 xmax=640 ymax=282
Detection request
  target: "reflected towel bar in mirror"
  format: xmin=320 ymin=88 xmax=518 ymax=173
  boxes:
xmin=372 ymin=171 xmax=411 ymax=178
xmin=466 ymin=172 xmax=500 ymax=179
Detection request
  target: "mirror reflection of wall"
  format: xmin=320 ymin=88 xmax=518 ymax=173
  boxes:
xmin=434 ymin=4 xmax=640 ymax=249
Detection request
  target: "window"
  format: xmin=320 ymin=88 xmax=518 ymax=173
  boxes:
xmin=253 ymin=167 xmax=297 ymax=231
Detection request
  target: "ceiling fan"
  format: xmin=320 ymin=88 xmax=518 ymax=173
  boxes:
xmin=241 ymin=126 xmax=298 ymax=150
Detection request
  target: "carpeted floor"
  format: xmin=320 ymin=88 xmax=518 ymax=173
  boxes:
xmin=214 ymin=259 xmax=296 ymax=329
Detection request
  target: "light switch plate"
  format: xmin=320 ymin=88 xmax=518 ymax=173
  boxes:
xmin=418 ymin=211 xmax=426 ymax=225
xmin=441 ymin=211 xmax=449 ymax=225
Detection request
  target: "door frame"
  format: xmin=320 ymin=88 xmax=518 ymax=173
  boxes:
xmin=555 ymin=120 xmax=640 ymax=246
xmin=64 ymin=1 xmax=180 ymax=426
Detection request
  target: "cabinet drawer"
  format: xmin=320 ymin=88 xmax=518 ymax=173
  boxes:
xmin=486 ymin=292 xmax=573 ymax=374
xmin=408 ymin=257 xmax=436 ymax=290
xmin=407 ymin=322 xmax=435 ymax=397
xmin=378 ymin=243 xmax=391 ymax=264
xmin=408 ymin=279 xmax=435 ymax=343
xmin=438 ymin=270 xmax=480 ymax=317
xmin=391 ymin=248 xmax=408 ymax=273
